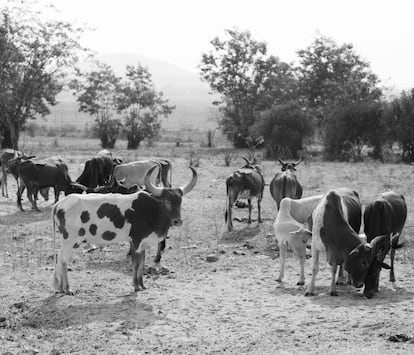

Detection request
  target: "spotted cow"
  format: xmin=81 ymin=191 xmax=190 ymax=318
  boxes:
xmin=52 ymin=166 xmax=197 ymax=294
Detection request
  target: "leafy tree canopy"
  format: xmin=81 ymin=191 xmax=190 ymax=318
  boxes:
xmin=0 ymin=0 xmax=86 ymax=148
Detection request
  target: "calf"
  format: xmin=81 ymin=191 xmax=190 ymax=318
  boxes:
xmin=273 ymin=194 xmax=323 ymax=285
xmin=52 ymin=166 xmax=197 ymax=294
xmin=362 ymin=191 xmax=407 ymax=298
xmin=305 ymin=188 xmax=389 ymax=296
xmin=225 ymin=157 xmax=265 ymax=231
xmin=269 ymin=159 xmax=303 ymax=211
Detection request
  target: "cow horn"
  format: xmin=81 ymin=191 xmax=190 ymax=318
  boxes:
xmin=278 ymin=158 xmax=286 ymax=165
xmin=144 ymin=166 xmax=163 ymax=197
xmin=70 ymin=182 xmax=88 ymax=191
xmin=241 ymin=156 xmax=250 ymax=166
xmin=293 ymin=158 xmax=303 ymax=166
xmin=180 ymin=166 xmax=197 ymax=195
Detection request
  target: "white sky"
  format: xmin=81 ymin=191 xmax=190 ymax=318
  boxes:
xmin=37 ymin=0 xmax=414 ymax=90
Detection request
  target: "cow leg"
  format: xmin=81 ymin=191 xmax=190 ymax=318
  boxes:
xmin=54 ymin=187 xmax=59 ymax=204
xmin=276 ymin=242 xmax=287 ymax=283
xmin=17 ymin=184 xmax=26 ymax=211
xmin=390 ymin=247 xmax=396 ymax=282
xmin=247 ymin=199 xmax=252 ymax=224
xmin=336 ymin=263 xmax=347 ymax=285
xmin=154 ymin=239 xmax=166 ymax=263
xmin=1 ymin=171 xmax=7 ymax=198
xmin=257 ymin=199 xmax=262 ymax=223
xmin=305 ymin=249 xmax=320 ymax=296
xmin=225 ymin=193 xmax=234 ymax=231
xmin=330 ymin=263 xmax=339 ymax=296
xmin=132 ymin=249 xmax=146 ymax=292
xmin=28 ymin=188 xmax=40 ymax=211
xmin=53 ymin=240 xmax=74 ymax=295
xmin=297 ymin=254 xmax=306 ymax=286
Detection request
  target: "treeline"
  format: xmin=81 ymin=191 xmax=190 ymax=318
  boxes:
xmin=1 ymin=2 xmax=414 ymax=161
xmin=199 ymin=30 xmax=414 ymax=162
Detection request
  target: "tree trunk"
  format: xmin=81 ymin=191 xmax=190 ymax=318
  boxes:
xmin=0 ymin=126 xmax=13 ymax=148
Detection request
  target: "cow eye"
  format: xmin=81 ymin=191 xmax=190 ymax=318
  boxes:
xmin=361 ymin=260 xmax=368 ymax=268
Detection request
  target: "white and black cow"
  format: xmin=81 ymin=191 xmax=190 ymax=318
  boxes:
xmin=305 ymin=188 xmax=390 ymax=297
xmin=273 ymin=194 xmax=323 ymax=285
xmin=362 ymin=191 xmax=407 ymax=298
xmin=52 ymin=166 xmax=197 ymax=294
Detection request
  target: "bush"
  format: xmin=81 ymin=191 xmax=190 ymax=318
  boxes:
xmin=250 ymin=103 xmax=313 ymax=159
xmin=324 ymin=100 xmax=384 ymax=161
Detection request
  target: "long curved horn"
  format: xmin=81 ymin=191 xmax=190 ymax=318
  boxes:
xmin=293 ymin=158 xmax=303 ymax=166
xmin=278 ymin=158 xmax=286 ymax=165
xmin=144 ymin=165 xmax=163 ymax=197
xmin=241 ymin=156 xmax=250 ymax=166
xmin=180 ymin=166 xmax=197 ymax=195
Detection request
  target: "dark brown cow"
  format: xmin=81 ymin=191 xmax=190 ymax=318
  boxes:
xmin=9 ymin=157 xmax=72 ymax=211
xmin=362 ymin=191 xmax=407 ymax=298
xmin=225 ymin=156 xmax=265 ymax=231
xmin=52 ymin=166 xmax=197 ymax=294
xmin=76 ymin=155 xmax=119 ymax=190
xmin=305 ymin=188 xmax=390 ymax=297
xmin=269 ymin=159 xmax=303 ymax=210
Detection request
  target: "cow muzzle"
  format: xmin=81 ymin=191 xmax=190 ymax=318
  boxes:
xmin=171 ymin=218 xmax=182 ymax=227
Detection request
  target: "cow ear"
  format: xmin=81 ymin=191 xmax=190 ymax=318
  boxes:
xmin=369 ymin=234 xmax=390 ymax=259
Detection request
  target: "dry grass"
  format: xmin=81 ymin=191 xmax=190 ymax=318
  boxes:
xmin=1 ymin=137 xmax=414 ymax=354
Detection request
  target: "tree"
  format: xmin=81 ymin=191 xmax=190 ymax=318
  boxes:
xmin=250 ymin=103 xmax=313 ymax=159
xmin=71 ymin=62 xmax=122 ymax=148
xmin=199 ymin=28 xmax=297 ymax=147
xmin=385 ymin=89 xmax=414 ymax=162
xmin=117 ymin=64 xmax=175 ymax=149
xmin=324 ymin=100 xmax=384 ymax=161
xmin=296 ymin=35 xmax=381 ymax=129
xmin=0 ymin=1 xmax=85 ymax=149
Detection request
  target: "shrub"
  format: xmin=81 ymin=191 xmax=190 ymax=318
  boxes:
xmin=250 ymin=103 xmax=313 ymax=159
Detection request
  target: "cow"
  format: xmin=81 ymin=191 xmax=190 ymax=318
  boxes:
xmin=0 ymin=149 xmax=27 ymax=198
xmin=52 ymin=165 xmax=197 ymax=294
xmin=76 ymin=155 xmax=119 ymax=190
xmin=225 ymin=156 xmax=265 ymax=231
xmin=269 ymin=158 xmax=303 ymax=212
xmin=362 ymin=191 xmax=407 ymax=298
xmin=8 ymin=157 xmax=73 ymax=211
xmin=305 ymin=188 xmax=390 ymax=297
xmin=273 ymin=194 xmax=323 ymax=285
xmin=110 ymin=159 xmax=172 ymax=189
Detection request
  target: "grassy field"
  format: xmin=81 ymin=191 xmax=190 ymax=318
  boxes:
xmin=1 ymin=137 xmax=414 ymax=354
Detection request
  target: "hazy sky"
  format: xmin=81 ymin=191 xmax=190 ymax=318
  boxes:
xmin=37 ymin=0 xmax=414 ymax=90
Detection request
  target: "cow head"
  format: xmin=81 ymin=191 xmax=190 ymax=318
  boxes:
xmin=363 ymin=232 xmax=398 ymax=299
xmin=278 ymin=158 xmax=302 ymax=172
xmin=145 ymin=165 xmax=197 ymax=228
xmin=344 ymin=234 xmax=390 ymax=289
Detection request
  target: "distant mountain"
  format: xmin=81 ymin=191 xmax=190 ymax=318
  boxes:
xmin=45 ymin=53 xmax=218 ymax=131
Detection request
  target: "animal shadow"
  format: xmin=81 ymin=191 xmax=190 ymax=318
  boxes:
xmin=21 ymin=293 xmax=159 ymax=330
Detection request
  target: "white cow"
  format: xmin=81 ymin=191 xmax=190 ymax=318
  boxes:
xmin=273 ymin=194 xmax=324 ymax=285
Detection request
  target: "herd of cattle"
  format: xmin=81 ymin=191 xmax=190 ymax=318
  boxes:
xmin=225 ymin=154 xmax=407 ymax=299
xmin=0 ymin=149 xmax=409 ymax=299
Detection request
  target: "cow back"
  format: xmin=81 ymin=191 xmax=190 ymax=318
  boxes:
xmin=270 ymin=171 xmax=302 ymax=209
xmin=364 ymin=192 xmax=407 ymax=242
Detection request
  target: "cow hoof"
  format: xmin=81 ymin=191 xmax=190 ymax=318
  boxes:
xmin=330 ymin=291 xmax=339 ymax=296
xmin=297 ymin=281 xmax=305 ymax=286
xmin=304 ymin=291 xmax=315 ymax=297
xmin=276 ymin=278 xmax=282 ymax=283
xmin=153 ymin=258 xmax=161 ymax=264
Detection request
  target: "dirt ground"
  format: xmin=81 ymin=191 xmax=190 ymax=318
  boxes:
xmin=1 ymin=146 xmax=414 ymax=354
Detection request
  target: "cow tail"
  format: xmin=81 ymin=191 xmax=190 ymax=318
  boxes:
xmin=169 ymin=162 xmax=173 ymax=187
xmin=391 ymin=233 xmax=404 ymax=249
